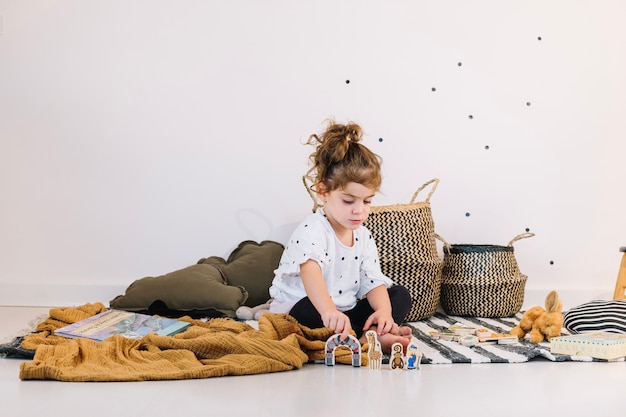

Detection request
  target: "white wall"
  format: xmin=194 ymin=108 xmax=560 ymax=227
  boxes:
xmin=1 ymin=0 xmax=624 ymax=309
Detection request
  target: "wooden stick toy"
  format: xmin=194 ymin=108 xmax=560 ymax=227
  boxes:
xmin=405 ymin=342 xmax=423 ymax=370
xmin=365 ymin=330 xmax=382 ymax=369
xmin=324 ymin=333 xmax=361 ymax=367
xmin=389 ymin=342 xmax=405 ymax=370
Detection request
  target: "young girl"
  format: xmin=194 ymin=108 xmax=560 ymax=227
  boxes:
xmin=269 ymin=120 xmax=413 ymax=354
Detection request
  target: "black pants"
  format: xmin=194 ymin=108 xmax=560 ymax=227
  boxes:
xmin=288 ymin=285 xmax=411 ymax=338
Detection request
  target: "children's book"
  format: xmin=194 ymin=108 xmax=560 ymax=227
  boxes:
xmin=54 ymin=309 xmax=190 ymax=341
xmin=550 ymin=332 xmax=626 ymax=360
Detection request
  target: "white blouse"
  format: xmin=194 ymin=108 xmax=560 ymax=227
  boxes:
xmin=269 ymin=209 xmax=392 ymax=314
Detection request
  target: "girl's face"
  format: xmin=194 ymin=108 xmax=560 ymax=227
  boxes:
xmin=319 ymin=182 xmax=375 ymax=240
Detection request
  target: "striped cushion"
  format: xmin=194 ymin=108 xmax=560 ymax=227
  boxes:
xmin=564 ymin=300 xmax=626 ymax=334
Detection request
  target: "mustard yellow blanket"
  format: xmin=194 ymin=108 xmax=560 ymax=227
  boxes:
xmin=19 ymin=303 xmax=367 ymax=382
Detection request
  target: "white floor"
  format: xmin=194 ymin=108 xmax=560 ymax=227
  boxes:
xmin=1 ymin=306 xmax=624 ymax=417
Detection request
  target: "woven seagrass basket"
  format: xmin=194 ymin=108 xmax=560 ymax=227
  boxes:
xmin=363 ymin=179 xmax=443 ymax=322
xmin=440 ymin=232 xmax=534 ymax=317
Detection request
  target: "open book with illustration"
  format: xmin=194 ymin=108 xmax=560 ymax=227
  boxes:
xmin=54 ymin=309 xmax=190 ymax=341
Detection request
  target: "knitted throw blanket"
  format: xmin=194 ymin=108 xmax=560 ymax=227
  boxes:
xmin=19 ymin=303 xmax=366 ymax=381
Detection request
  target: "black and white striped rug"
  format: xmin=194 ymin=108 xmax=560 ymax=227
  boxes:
xmin=406 ymin=311 xmax=623 ymax=364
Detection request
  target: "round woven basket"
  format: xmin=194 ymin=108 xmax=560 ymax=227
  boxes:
xmin=440 ymin=233 xmax=534 ymax=317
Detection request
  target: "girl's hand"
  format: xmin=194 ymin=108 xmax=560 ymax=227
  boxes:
xmin=321 ymin=309 xmax=352 ymax=341
xmin=363 ymin=310 xmax=395 ymax=335
xmin=363 ymin=285 xmax=396 ymax=335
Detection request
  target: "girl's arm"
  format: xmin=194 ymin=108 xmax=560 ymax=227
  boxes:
xmin=363 ymin=285 xmax=395 ymax=335
xmin=300 ymin=259 xmax=352 ymax=340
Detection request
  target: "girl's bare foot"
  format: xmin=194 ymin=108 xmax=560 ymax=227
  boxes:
xmin=376 ymin=325 xmax=413 ymax=354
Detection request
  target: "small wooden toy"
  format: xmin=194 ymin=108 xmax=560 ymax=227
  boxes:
xmin=439 ymin=332 xmax=459 ymax=341
xmin=389 ymin=342 xmax=405 ymax=370
xmin=475 ymin=328 xmax=491 ymax=339
xmin=405 ymin=342 xmax=423 ymax=370
xmin=325 ymin=333 xmax=361 ymax=367
xmin=450 ymin=324 xmax=477 ymax=336
xmin=478 ymin=333 xmax=518 ymax=344
xmin=365 ymin=330 xmax=382 ymax=369
xmin=459 ymin=335 xmax=479 ymax=347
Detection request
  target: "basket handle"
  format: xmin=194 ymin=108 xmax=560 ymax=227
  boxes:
xmin=508 ymin=232 xmax=535 ymax=247
xmin=302 ymin=175 xmax=322 ymax=213
xmin=435 ymin=233 xmax=450 ymax=253
xmin=410 ymin=178 xmax=440 ymax=204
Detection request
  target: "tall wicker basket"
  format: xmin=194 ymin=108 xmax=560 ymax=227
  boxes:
xmin=440 ymin=232 xmax=534 ymax=317
xmin=363 ymin=179 xmax=444 ymax=322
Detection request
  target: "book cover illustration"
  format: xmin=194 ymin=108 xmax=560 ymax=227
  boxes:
xmin=550 ymin=331 xmax=626 ymax=360
xmin=54 ymin=309 xmax=191 ymax=341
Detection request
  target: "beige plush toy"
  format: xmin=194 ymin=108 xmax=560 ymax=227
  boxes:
xmin=510 ymin=290 xmax=564 ymax=343
xmin=236 ymin=299 xmax=273 ymax=320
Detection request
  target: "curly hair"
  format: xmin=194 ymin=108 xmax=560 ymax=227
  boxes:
xmin=305 ymin=119 xmax=382 ymax=194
